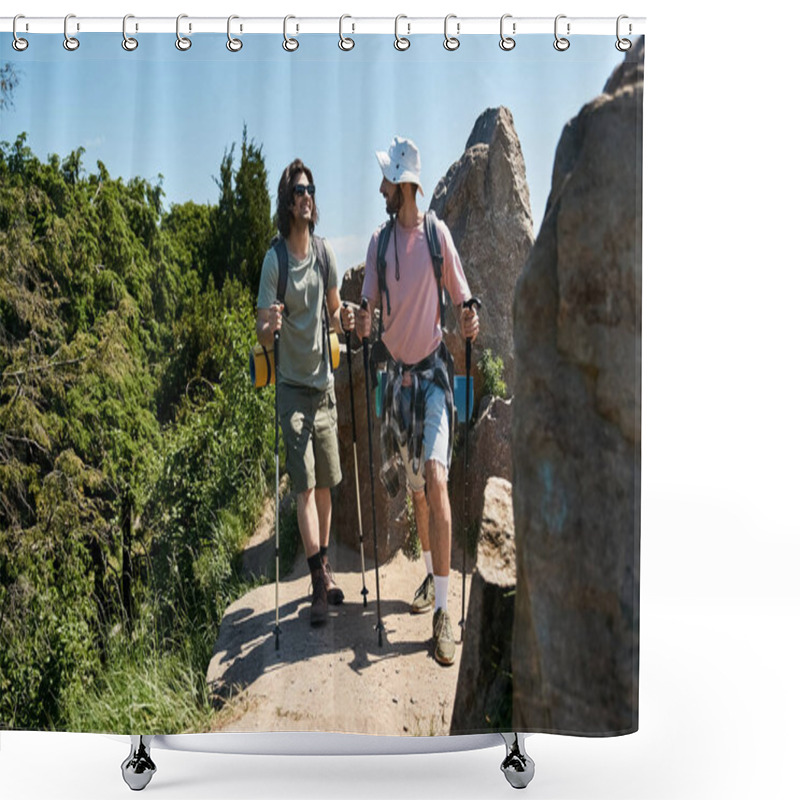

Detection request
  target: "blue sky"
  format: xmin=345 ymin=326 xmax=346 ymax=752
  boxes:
xmin=2 ymin=33 xmax=624 ymax=273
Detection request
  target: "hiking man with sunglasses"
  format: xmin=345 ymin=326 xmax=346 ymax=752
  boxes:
xmin=355 ymin=137 xmax=480 ymax=666
xmin=257 ymin=158 xmax=355 ymax=627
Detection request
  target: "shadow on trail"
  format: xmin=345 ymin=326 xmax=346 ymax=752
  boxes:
xmin=209 ymin=589 xmax=432 ymax=707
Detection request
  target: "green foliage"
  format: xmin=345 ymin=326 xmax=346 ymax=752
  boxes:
xmin=1 ymin=63 xmax=18 ymax=110
xmin=477 ymin=348 xmax=508 ymax=400
xmin=208 ymin=125 xmax=276 ymax=295
xmin=0 ymin=129 xmax=279 ymax=733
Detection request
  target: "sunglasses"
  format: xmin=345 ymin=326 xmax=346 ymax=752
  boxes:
xmin=293 ymin=184 xmax=316 ymax=197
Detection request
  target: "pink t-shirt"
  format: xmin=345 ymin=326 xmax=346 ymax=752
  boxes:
xmin=363 ymin=215 xmax=470 ymax=365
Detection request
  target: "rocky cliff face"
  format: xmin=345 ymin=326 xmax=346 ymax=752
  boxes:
xmin=451 ymin=477 xmax=515 ymax=734
xmin=430 ymin=106 xmax=535 ymax=395
xmin=511 ymin=38 xmax=643 ymax=734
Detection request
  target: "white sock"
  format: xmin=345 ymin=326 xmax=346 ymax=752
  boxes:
xmin=434 ymin=575 xmax=449 ymax=613
xmin=423 ymin=550 xmax=433 ymax=576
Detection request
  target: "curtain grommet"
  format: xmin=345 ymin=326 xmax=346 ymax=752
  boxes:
xmin=63 ymin=13 xmax=80 ymax=51
xmin=499 ymin=14 xmax=516 ymax=51
xmin=394 ymin=15 xmax=410 ymax=51
xmin=339 ymin=14 xmax=355 ymax=51
xmin=122 ymin=14 xmax=138 ymax=51
xmin=616 ymin=15 xmax=632 ymax=51
xmin=444 ymin=14 xmax=460 ymax=51
xmin=227 ymin=15 xmax=243 ymax=52
xmin=176 ymin=14 xmax=192 ymax=51
xmin=554 ymin=14 xmax=570 ymax=51
xmin=12 ymin=15 xmax=29 ymax=51
xmin=283 ymin=15 xmax=299 ymax=52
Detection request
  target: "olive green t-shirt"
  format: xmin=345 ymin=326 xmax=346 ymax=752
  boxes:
xmin=256 ymin=238 xmax=338 ymax=391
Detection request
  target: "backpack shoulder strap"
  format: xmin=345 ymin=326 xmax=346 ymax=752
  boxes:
xmin=272 ymin=236 xmax=290 ymax=317
xmin=311 ymin=235 xmax=330 ymax=291
xmin=312 ymin=235 xmax=334 ymax=372
xmin=376 ymin=218 xmax=395 ymax=317
xmin=423 ymin=210 xmax=447 ymax=329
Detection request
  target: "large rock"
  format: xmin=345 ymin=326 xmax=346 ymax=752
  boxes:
xmin=450 ymin=396 xmax=513 ymax=543
xmin=511 ymin=38 xmax=643 ymax=734
xmin=430 ymin=107 xmax=535 ymax=397
xmin=451 ymin=477 xmax=515 ymax=733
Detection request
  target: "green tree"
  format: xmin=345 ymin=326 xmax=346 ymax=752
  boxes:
xmin=208 ymin=125 xmax=275 ymax=294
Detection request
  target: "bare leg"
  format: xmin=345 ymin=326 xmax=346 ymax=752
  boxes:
xmin=296 ymin=487 xmax=321 ymax=558
xmin=315 ymin=487 xmax=332 ymax=549
xmin=412 ymin=487 xmax=430 ymax=553
xmin=425 ymin=460 xmax=452 ymax=578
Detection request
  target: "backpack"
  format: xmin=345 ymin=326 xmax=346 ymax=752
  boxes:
xmin=374 ymin=210 xmax=448 ymax=342
xmin=271 ymin=235 xmax=334 ymax=372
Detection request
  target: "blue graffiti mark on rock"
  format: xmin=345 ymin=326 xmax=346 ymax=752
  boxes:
xmin=538 ymin=461 xmax=568 ymax=535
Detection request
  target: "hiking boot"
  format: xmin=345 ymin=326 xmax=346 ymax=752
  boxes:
xmin=432 ymin=608 xmax=456 ymax=666
xmin=411 ymin=573 xmax=435 ymax=614
xmin=322 ymin=560 xmax=344 ymax=606
xmin=310 ymin=567 xmax=328 ymax=626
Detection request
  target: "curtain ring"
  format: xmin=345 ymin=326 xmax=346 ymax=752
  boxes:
xmin=499 ymin=14 xmax=515 ymax=51
xmin=554 ymin=14 xmax=570 ymax=51
xmin=12 ymin=15 xmax=29 ymax=52
xmin=227 ymin=15 xmax=243 ymax=52
xmin=339 ymin=14 xmax=355 ymax=51
xmin=616 ymin=15 xmax=632 ymax=51
xmin=63 ymin=13 xmax=80 ymax=51
xmin=176 ymin=14 xmax=192 ymax=51
xmin=122 ymin=14 xmax=138 ymax=51
xmin=394 ymin=15 xmax=410 ymax=51
xmin=283 ymin=15 xmax=299 ymax=51
xmin=444 ymin=14 xmax=460 ymax=51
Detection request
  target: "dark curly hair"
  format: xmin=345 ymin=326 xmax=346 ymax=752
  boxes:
xmin=276 ymin=158 xmax=319 ymax=239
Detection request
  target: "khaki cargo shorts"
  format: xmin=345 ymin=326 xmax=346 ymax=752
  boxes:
xmin=278 ymin=382 xmax=342 ymax=493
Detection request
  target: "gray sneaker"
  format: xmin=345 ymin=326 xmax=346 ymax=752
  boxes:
xmin=432 ymin=609 xmax=456 ymax=666
xmin=411 ymin=573 xmax=435 ymax=614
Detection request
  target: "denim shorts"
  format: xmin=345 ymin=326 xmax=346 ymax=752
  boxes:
xmin=397 ymin=378 xmax=450 ymax=493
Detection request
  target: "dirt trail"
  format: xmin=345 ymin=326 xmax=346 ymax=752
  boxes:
xmin=207 ymin=502 xmax=472 ymax=736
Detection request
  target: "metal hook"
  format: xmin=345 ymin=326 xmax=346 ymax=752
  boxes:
xmin=616 ymin=15 xmax=632 ymax=51
xmin=283 ymin=15 xmax=299 ymax=52
xmin=12 ymin=15 xmax=29 ymax=52
xmin=63 ymin=13 xmax=80 ymax=51
xmin=499 ymin=14 xmax=515 ymax=51
xmin=176 ymin=14 xmax=192 ymax=51
xmin=394 ymin=15 xmax=410 ymax=51
xmin=444 ymin=14 xmax=460 ymax=51
xmin=554 ymin=14 xmax=570 ymax=51
xmin=339 ymin=14 xmax=355 ymax=51
xmin=122 ymin=14 xmax=138 ymax=51
xmin=227 ymin=15 xmax=243 ymax=52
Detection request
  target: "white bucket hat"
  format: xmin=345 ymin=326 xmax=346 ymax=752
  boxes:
xmin=375 ymin=136 xmax=424 ymax=195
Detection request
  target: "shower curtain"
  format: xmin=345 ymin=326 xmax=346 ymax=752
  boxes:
xmin=0 ymin=24 xmax=642 ymax=740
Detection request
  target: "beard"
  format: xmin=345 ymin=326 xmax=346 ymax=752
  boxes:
xmin=384 ymin=184 xmax=403 ymax=216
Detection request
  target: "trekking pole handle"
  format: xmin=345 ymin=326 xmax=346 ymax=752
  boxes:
xmin=463 ymin=297 xmax=482 ymax=312
xmin=360 ymin=298 xmax=370 ymax=341
xmin=463 ymin=297 xmax=481 ymax=341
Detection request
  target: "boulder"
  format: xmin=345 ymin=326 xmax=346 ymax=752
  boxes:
xmin=450 ymin=396 xmax=513 ymax=544
xmin=451 ymin=477 xmax=515 ymax=733
xmin=430 ymin=106 xmax=535 ymax=396
xmin=511 ymin=38 xmax=643 ymax=734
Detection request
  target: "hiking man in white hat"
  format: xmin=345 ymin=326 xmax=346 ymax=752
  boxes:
xmin=355 ymin=136 xmax=479 ymax=666
xmin=257 ymin=158 xmax=355 ymax=627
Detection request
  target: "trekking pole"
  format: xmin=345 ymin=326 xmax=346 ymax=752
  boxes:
xmin=344 ymin=304 xmax=369 ymax=607
xmin=460 ymin=297 xmax=482 ymax=641
xmin=361 ymin=298 xmax=385 ymax=646
xmin=273 ymin=328 xmax=282 ymax=652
